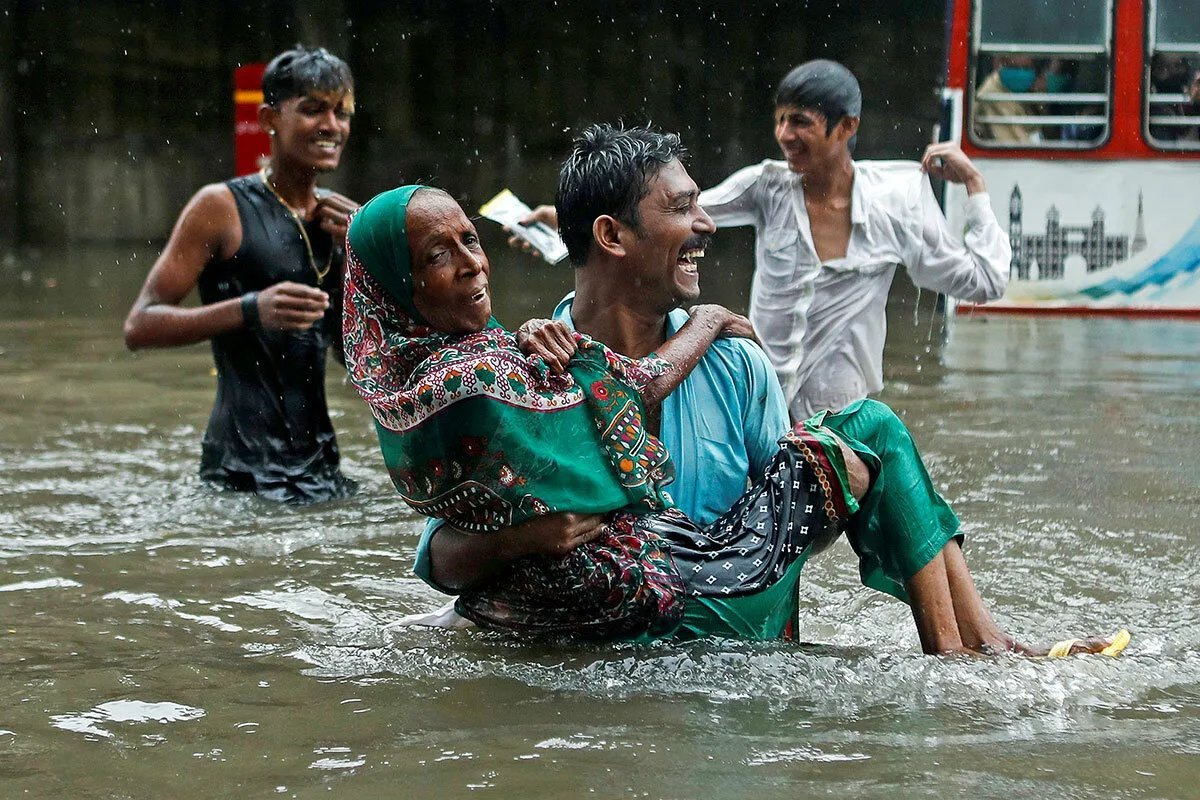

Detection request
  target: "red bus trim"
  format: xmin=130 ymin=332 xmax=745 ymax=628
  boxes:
xmin=957 ymin=304 xmax=1200 ymax=320
xmin=951 ymin=0 xmax=1200 ymax=161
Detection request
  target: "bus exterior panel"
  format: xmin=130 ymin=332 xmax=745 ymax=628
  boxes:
xmin=944 ymin=0 xmax=1200 ymax=315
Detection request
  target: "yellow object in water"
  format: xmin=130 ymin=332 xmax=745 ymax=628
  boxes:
xmin=1047 ymin=628 xmax=1131 ymax=658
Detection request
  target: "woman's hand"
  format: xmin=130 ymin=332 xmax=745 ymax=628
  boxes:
xmin=516 ymin=318 xmax=577 ymax=373
xmin=688 ymin=304 xmax=758 ymax=342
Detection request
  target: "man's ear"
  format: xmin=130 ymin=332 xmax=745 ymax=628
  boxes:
xmin=592 ymin=215 xmax=627 ymax=258
xmin=838 ymin=115 xmax=861 ymax=143
xmin=257 ymin=104 xmax=278 ymax=136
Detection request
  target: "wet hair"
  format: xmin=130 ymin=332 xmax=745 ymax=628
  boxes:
xmin=261 ymin=45 xmax=353 ymax=107
xmin=555 ymin=123 xmax=687 ymax=266
xmin=774 ymin=59 xmax=863 ymax=135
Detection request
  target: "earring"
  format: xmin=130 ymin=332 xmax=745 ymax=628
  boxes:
xmin=268 ymin=129 xmax=276 ymax=136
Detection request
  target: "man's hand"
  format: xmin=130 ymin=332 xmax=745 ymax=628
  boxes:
xmin=511 ymin=512 xmax=605 ymax=559
xmin=920 ymin=142 xmax=986 ymax=195
xmin=314 ymin=190 xmax=360 ymax=242
xmin=257 ymin=281 xmax=330 ymax=332
xmin=516 ymin=318 xmax=577 ymax=373
xmin=505 ymin=204 xmax=559 ymax=258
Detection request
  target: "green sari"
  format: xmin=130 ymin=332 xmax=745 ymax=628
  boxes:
xmin=343 ymin=186 xmax=686 ymax=638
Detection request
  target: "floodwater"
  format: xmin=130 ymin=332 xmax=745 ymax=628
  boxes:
xmin=1 ymin=241 xmax=1198 ymax=799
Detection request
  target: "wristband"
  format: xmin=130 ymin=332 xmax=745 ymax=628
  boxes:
xmin=241 ymin=292 xmax=260 ymax=330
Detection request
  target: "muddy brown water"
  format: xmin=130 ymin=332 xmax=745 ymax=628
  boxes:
xmin=1 ymin=240 xmax=1197 ymax=798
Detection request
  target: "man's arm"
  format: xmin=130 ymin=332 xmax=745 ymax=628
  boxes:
xmin=417 ymin=513 xmax=606 ymax=594
xmin=698 ymin=162 xmax=765 ymax=227
xmin=123 ymin=184 xmax=331 ymax=350
xmin=734 ymin=338 xmax=791 ymax=477
xmin=908 ymin=144 xmax=1011 ymax=302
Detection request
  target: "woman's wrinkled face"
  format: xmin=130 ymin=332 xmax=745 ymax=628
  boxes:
xmin=407 ymin=191 xmax=492 ymax=333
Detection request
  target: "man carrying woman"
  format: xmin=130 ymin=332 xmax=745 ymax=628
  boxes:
xmin=345 ymin=123 xmax=1124 ymax=657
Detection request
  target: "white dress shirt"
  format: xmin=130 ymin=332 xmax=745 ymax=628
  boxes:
xmin=700 ymin=159 xmax=1011 ymax=419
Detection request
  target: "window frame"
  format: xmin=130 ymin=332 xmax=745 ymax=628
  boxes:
xmin=1145 ymin=0 xmax=1200 ymax=152
xmin=968 ymin=0 xmax=1116 ymax=151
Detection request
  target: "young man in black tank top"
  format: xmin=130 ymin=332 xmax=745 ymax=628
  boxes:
xmin=124 ymin=46 xmax=360 ymax=503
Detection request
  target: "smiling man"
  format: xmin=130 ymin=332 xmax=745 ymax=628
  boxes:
xmin=405 ymin=124 xmax=1124 ymax=655
xmin=123 ymin=46 xmax=360 ymax=503
xmin=701 ymin=59 xmax=1011 ymax=419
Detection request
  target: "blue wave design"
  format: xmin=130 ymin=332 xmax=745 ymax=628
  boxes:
xmin=1081 ymin=217 xmax=1200 ymax=299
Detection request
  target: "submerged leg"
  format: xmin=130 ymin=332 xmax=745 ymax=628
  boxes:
xmin=905 ymin=549 xmax=968 ymax=655
xmin=817 ymin=400 xmax=1124 ymax=657
xmin=941 ymin=538 xmax=1030 ymax=654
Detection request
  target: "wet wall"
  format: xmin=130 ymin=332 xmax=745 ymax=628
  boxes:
xmin=1 ymin=0 xmax=944 ymax=248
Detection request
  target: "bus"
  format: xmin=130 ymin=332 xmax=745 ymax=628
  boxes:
xmin=940 ymin=0 xmax=1200 ymax=317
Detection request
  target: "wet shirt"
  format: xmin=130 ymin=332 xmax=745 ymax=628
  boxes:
xmin=412 ymin=294 xmax=790 ymax=592
xmin=195 ymin=174 xmax=355 ymax=503
xmin=700 ymin=159 xmax=1011 ymax=419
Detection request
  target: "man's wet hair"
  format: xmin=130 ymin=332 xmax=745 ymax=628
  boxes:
xmin=775 ymin=59 xmax=863 ymax=135
xmin=556 ymin=123 xmax=688 ymax=266
xmin=262 ymin=45 xmax=353 ymax=107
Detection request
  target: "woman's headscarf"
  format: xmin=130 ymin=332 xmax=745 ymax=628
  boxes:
xmin=342 ymin=185 xmax=676 ymax=532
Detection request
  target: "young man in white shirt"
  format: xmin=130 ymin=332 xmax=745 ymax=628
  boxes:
xmin=700 ymin=59 xmax=1011 ymax=419
xmin=514 ymin=60 xmax=1010 ymax=420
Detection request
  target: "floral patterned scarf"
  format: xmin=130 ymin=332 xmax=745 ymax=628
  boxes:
xmin=342 ymin=185 xmax=677 ymax=533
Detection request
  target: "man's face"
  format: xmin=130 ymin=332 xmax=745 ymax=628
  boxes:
xmin=619 ymin=159 xmax=715 ymax=308
xmin=263 ymin=89 xmax=354 ymax=173
xmin=774 ymin=105 xmax=854 ymax=173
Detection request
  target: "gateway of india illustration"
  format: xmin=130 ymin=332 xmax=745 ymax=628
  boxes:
xmin=1008 ymin=185 xmax=1147 ymax=281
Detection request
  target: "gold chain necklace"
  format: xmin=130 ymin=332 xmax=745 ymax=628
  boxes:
xmin=260 ymin=168 xmax=333 ymax=284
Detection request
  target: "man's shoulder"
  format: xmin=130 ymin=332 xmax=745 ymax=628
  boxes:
xmin=188 ymin=181 xmax=239 ymax=221
xmin=701 ymin=331 xmax=775 ymax=385
xmin=855 ymin=159 xmax=923 ymax=182
xmin=855 ymin=160 xmax=927 ymax=212
xmin=708 ymin=159 xmax=790 ymax=189
xmin=756 ymin=159 xmax=794 ymax=185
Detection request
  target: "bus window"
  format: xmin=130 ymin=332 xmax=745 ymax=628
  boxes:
xmin=1147 ymin=0 xmax=1200 ymax=150
xmin=970 ymin=0 xmax=1112 ymax=149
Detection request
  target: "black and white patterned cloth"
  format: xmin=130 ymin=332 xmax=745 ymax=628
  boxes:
xmin=648 ymin=444 xmax=839 ymax=598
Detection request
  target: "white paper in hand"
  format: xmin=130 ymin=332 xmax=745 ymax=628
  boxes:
xmin=479 ymin=189 xmax=568 ymax=264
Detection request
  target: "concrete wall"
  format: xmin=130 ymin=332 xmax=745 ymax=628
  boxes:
xmin=3 ymin=0 xmax=944 ymax=249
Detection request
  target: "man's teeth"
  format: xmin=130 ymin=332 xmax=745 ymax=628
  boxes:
xmin=678 ymin=248 xmax=706 ymax=270
xmin=315 ymin=140 xmax=340 ymax=150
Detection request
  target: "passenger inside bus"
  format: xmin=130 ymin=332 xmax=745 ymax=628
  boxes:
xmin=973 ymin=56 xmax=1105 ymax=145
xmin=973 ymin=55 xmax=1040 ymax=144
xmin=1149 ymin=54 xmax=1200 ymax=143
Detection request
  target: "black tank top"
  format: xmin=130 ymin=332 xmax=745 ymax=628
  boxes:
xmin=195 ymin=173 xmax=355 ymax=503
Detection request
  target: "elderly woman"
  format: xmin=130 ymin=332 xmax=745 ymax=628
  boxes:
xmin=342 ymin=185 xmax=856 ymax=641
